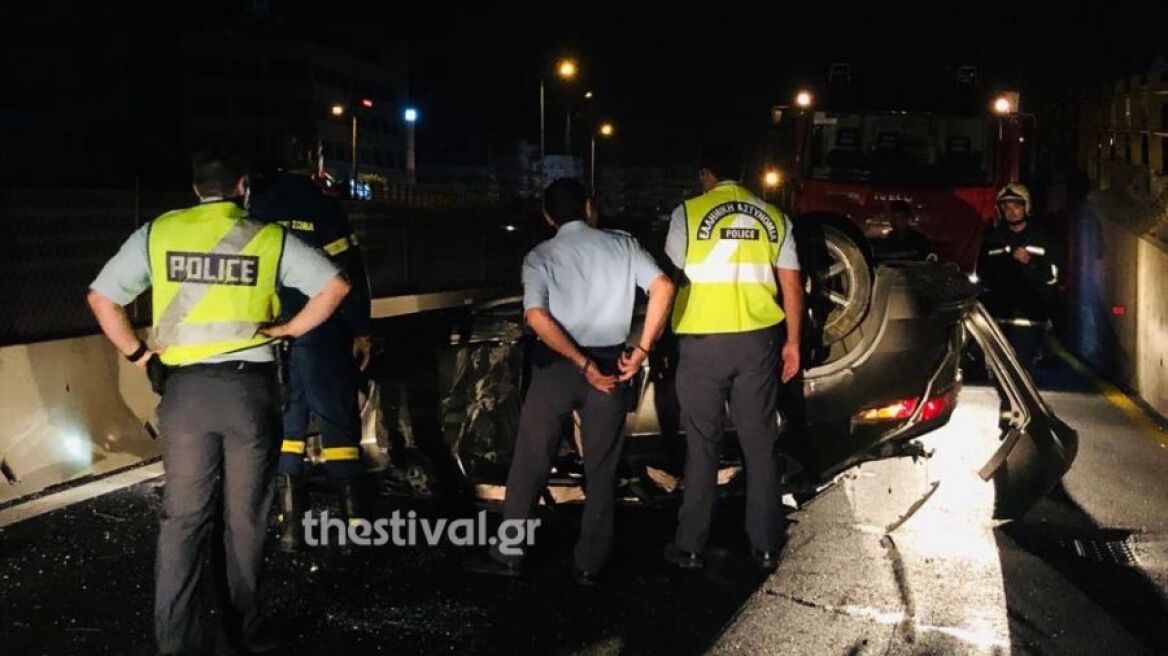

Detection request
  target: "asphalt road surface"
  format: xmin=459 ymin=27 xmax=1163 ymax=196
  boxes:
xmin=2 ymin=353 xmax=1167 ymax=655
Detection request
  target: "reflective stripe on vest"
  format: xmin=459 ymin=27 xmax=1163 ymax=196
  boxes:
xmin=323 ymin=235 xmax=354 ymax=256
xmin=148 ymin=202 xmax=284 ymax=366
xmin=153 ymin=219 xmax=264 ymax=347
xmin=672 ymin=183 xmax=786 ymax=335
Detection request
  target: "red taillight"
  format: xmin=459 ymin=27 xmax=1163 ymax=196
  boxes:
xmin=921 ymin=396 xmax=947 ymax=422
xmin=856 ymin=390 xmax=955 ymax=423
xmin=856 ymin=398 xmax=917 ymax=421
xmin=1111 ymin=305 xmax=1126 ymax=316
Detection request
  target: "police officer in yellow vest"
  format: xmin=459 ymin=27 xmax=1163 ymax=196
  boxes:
xmin=662 ymin=143 xmax=803 ymax=572
xmin=87 ymin=147 xmax=351 ymax=655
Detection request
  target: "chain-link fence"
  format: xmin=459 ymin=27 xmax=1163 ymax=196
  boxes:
xmin=1 ymin=188 xmax=536 ymax=346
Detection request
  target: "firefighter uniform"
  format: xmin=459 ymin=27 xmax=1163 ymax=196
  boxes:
xmin=978 ymin=186 xmax=1060 ymax=373
xmin=665 ymin=180 xmax=800 ymax=559
xmin=90 ymin=199 xmax=341 ymax=654
xmin=249 ymin=172 xmax=372 ymax=532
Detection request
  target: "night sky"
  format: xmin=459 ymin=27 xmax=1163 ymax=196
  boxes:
xmin=3 ymin=2 xmax=1164 ymax=172
xmin=328 ymin=5 xmax=1166 ymax=165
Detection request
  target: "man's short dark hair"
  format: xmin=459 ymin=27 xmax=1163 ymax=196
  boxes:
xmin=543 ymin=178 xmax=588 ymax=225
xmin=274 ymin=124 xmax=320 ymax=171
xmin=699 ymin=142 xmax=744 ymax=181
xmin=192 ymin=146 xmax=247 ymax=198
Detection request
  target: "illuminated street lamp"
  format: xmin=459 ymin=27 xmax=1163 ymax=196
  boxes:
xmin=540 ymin=57 xmax=580 ymax=159
xmin=795 ymin=90 xmax=814 ymax=109
xmin=591 ymin=121 xmax=616 ymax=193
xmin=404 ymin=106 xmax=419 ymax=184
xmin=331 ymin=98 xmax=375 ymax=197
xmin=557 ymin=59 xmax=578 ymax=80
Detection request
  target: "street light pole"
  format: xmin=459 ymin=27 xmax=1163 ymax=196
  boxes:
xmin=404 ymin=107 xmax=419 ymax=185
xmin=350 ymin=113 xmax=359 ymax=186
xmin=591 ymin=122 xmax=615 ymax=195
xmin=539 ymin=79 xmax=546 ymax=160
xmin=590 ymin=134 xmax=596 ymax=192
xmin=546 ymin=58 xmax=578 ymax=157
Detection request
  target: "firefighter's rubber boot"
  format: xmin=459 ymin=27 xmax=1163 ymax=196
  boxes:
xmin=339 ymin=477 xmax=370 ymax=526
xmin=276 ymin=474 xmax=306 ymax=553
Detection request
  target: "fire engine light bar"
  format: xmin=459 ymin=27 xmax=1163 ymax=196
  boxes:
xmin=992 ymin=91 xmax=1020 ymax=115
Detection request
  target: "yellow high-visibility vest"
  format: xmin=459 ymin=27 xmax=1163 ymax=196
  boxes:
xmin=671 ymin=183 xmax=786 ymax=334
xmin=147 ymin=201 xmax=284 ymax=365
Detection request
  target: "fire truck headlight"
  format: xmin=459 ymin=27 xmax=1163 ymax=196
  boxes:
xmin=992 ymin=92 xmax=1019 ymax=115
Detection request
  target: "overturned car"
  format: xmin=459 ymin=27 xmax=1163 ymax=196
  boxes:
xmin=373 ymin=224 xmax=1076 ymax=521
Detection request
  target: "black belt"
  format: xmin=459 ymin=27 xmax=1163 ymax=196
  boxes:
xmin=529 ymin=341 xmax=625 ymax=369
xmin=170 ymin=361 xmax=278 ymax=376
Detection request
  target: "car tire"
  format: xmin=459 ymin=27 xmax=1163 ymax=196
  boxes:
xmin=812 ymin=223 xmax=873 ymax=345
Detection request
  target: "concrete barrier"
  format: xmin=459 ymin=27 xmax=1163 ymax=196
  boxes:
xmin=0 ymin=335 xmax=160 ymax=505
xmin=0 ymin=287 xmax=515 ymax=507
xmin=1064 ymin=188 xmax=1168 ymax=418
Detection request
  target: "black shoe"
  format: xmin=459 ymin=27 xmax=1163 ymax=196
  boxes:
xmin=663 ymin=543 xmax=704 ymax=570
xmin=572 ymin=566 xmax=599 ymax=587
xmin=751 ymin=549 xmax=780 ymax=572
xmin=464 ymin=551 xmax=523 ymax=577
xmin=276 ymin=474 xmax=306 ymax=553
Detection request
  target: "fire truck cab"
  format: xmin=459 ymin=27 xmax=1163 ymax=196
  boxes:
xmin=771 ymin=65 xmax=1035 ymax=353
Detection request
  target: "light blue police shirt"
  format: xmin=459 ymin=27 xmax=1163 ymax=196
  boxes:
xmin=90 ymin=206 xmax=340 ymax=363
xmin=522 ymin=221 xmax=664 ymax=348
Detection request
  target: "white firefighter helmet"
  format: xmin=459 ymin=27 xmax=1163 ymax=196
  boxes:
xmin=996 ymin=183 xmax=1032 ymax=216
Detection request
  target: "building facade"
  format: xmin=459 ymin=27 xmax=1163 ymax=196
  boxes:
xmin=1078 ymin=60 xmax=1168 ymax=198
xmin=179 ymin=30 xmax=410 ymax=194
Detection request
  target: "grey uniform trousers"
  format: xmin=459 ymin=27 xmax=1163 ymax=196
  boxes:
xmin=502 ymin=345 xmax=629 ymax=573
xmin=675 ymin=327 xmax=785 ymax=553
xmin=154 ymin=362 xmax=280 ymax=654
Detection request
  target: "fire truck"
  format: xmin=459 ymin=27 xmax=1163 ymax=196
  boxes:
xmin=772 ymin=64 xmax=1035 ymax=354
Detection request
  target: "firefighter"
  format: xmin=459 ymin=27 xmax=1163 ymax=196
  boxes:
xmin=662 ymin=143 xmax=803 ymax=572
xmin=249 ymin=125 xmax=375 ymax=552
xmin=978 ymin=183 xmax=1060 ymax=375
xmin=87 ymin=146 xmax=350 ymax=654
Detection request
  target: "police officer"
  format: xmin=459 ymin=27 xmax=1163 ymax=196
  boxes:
xmin=249 ymin=126 xmax=374 ymax=552
xmin=466 ymin=178 xmax=675 ymax=584
xmin=662 ymin=143 xmax=803 ymax=572
xmin=978 ymin=183 xmax=1060 ymax=374
xmin=87 ymin=147 xmax=350 ymax=654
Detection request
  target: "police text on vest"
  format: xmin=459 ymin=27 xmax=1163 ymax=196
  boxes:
xmin=166 ymin=252 xmax=260 ymax=286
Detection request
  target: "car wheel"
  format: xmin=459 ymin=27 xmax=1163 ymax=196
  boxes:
xmin=812 ymin=224 xmax=872 ymax=345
